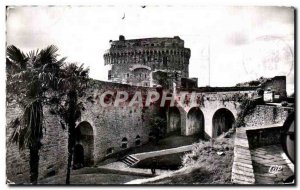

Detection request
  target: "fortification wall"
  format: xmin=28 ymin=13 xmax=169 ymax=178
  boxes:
xmin=79 ymin=80 xmax=161 ymax=163
xmin=6 ymin=80 xmax=162 ymax=183
xmin=6 ymin=100 xmax=30 ymax=183
xmin=170 ymin=90 xmax=257 ymax=137
xmin=244 ymin=105 xmax=291 ymax=127
xmin=6 ymin=76 xmax=290 ymax=184
xmin=103 ymin=36 xmax=190 ymax=86
xmin=6 ymin=100 xmax=68 ymax=184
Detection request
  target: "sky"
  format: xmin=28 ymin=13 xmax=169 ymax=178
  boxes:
xmin=6 ymin=5 xmax=294 ymax=95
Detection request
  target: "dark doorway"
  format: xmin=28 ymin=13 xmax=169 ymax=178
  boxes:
xmin=75 ymin=121 xmax=94 ymax=167
xmin=121 ymin=137 xmax=128 ymax=149
xmin=168 ymin=107 xmax=181 ymax=134
xmin=212 ymin=108 xmax=235 ymax=138
xmin=135 ymin=135 xmax=141 ymax=146
xmin=187 ymin=107 xmax=205 ymax=138
xmin=73 ymin=144 xmax=84 ymax=169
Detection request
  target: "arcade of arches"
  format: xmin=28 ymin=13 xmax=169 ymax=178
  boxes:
xmin=167 ymin=107 xmax=235 ymax=138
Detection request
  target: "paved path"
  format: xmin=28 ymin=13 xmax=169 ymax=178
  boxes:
xmin=231 ymin=127 xmax=255 ymax=184
xmin=251 ymin=145 xmax=294 ymax=184
xmin=98 ymin=161 xmax=172 ymax=176
xmin=132 ymin=144 xmax=193 ymax=160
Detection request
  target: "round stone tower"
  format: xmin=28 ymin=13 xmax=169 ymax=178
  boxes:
xmin=103 ymin=35 xmax=191 ymax=87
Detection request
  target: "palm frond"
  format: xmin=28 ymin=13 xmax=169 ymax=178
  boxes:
xmin=9 ymin=98 xmax=44 ymax=150
xmin=26 ymin=49 xmax=40 ymax=60
xmin=6 ymin=58 xmax=21 ymax=73
xmin=23 ymin=100 xmax=43 ymax=149
xmin=35 ymin=45 xmax=59 ymax=68
xmin=6 ymin=45 xmax=28 ymax=70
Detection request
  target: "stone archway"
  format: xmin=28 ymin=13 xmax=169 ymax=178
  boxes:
xmin=212 ymin=108 xmax=235 ymax=138
xmin=187 ymin=107 xmax=205 ymax=138
xmin=168 ymin=107 xmax=181 ymax=134
xmin=75 ymin=121 xmax=94 ymax=167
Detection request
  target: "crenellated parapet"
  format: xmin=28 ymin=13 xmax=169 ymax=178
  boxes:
xmin=104 ymin=48 xmax=190 ymax=65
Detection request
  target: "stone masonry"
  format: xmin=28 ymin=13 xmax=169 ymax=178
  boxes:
xmin=6 ymin=35 xmax=290 ymax=184
xmin=104 ymin=35 xmax=191 ymax=87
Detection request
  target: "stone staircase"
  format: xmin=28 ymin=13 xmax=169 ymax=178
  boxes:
xmin=121 ymin=155 xmax=140 ymax=167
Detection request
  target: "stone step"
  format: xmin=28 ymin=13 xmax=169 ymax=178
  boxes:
xmin=125 ymin=158 xmax=135 ymax=164
xmin=122 ymin=158 xmax=136 ymax=165
xmin=124 ymin=158 xmax=138 ymax=165
xmin=124 ymin=157 xmax=135 ymax=164
xmin=127 ymin=155 xmax=139 ymax=162
xmin=121 ymin=155 xmax=140 ymax=167
xmin=121 ymin=159 xmax=133 ymax=166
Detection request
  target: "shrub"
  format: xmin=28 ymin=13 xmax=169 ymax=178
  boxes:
xmin=179 ymin=137 xmax=234 ymax=184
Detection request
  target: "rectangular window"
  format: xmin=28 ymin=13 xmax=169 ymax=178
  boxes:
xmin=163 ymin=56 xmax=168 ymax=67
xmin=108 ymin=70 xmax=112 ymax=80
xmin=121 ymin=143 xmax=127 ymax=149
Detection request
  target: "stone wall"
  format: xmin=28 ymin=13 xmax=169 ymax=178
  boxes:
xmin=246 ymin=126 xmax=282 ymax=149
xmin=261 ymin=76 xmax=287 ymax=99
xmin=6 ymin=100 xmax=30 ymax=183
xmin=173 ymin=90 xmax=257 ymax=137
xmin=6 ymin=77 xmax=290 ymax=183
xmin=242 ymin=105 xmax=292 ymax=149
xmin=38 ymin=106 xmax=68 ymax=182
xmin=76 ymin=80 xmax=161 ymax=163
xmin=6 ymin=101 xmax=68 ymax=184
xmin=6 ymin=79 xmax=162 ymax=184
xmin=244 ymin=105 xmax=291 ymax=128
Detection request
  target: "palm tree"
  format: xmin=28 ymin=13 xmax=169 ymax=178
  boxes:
xmin=6 ymin=45 xmax=66 ymax=184
xmin=56 ymin=63 xmax=89 ymax=184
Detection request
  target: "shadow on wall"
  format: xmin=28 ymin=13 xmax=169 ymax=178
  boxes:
xmin=168 ymin=107 xmax=181 ymax=134
xmin=134 ymin=152 xmax=186 ymax=170
xmin=212 ymin=108 xmax=235 ymax=138
xmin=246 ymin=127 xmax=283 ymax=149
xmin=75 ymin=121 xmax=94 ymax=167
xmin=187 ymin=107 xmax=205 ymax=138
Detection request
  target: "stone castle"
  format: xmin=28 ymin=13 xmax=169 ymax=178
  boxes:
xmin=6 ymin=36 xmax=290 ymax=184
xmin=104 ymin=35 xmax=195 ymax=88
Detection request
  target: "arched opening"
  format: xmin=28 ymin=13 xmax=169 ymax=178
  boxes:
xmin=135 ymin=135 xmax=141 ymax=146
xmin=73 ymin=144 xmax=84 ymax=169
xmin=75 ymin=121 xmax=94 ymax=167
xmin=168 ymin=107 xmax=181 ymax=134
xmin=187 ymin=107 xmax=205 ymax=138
xmin=121 ymin=137 xmax=128 ymax=149
xmin=212 ymin=108 xmax=235 ymax=138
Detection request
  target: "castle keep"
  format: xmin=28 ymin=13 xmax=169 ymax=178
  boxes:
xmin=104 ymin=36 xmax=191 ymax=88
xmin=6 ymin=36 xmax=290 ymax=184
